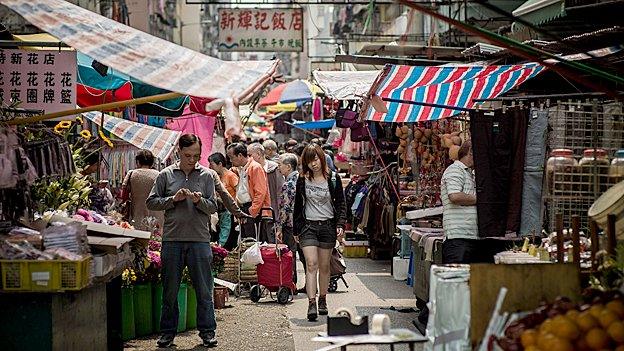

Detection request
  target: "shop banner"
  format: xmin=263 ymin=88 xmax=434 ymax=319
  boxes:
xmin=218 ymin=8 xmax=304 ymax=52
xmin=0 ymin=48 xmax=76 ymax=115
xmin=0 ymin=0 xmax=277 ymax=100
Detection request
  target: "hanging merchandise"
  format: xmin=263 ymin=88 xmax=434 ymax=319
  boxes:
xmin=470 ymin=107 xmax=529 ymax=238
xmin=166 ymin=106 xmax=216 ymax=167
xmin=312 ymin=97 xmax=323 ymax=121
xmin=23 ymin=130 xmax=76 ymax=179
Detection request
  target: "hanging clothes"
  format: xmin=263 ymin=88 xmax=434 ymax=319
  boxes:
xmin=520 ymin=108 xmax=549 ymax=236
xmin=470 ymin=107 xmax=529 ymax=237
xmin=166 ymin=107 xmax=216 ymax=167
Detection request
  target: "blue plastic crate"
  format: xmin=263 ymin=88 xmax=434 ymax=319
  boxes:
xmin=400 ymin=229 xmax=413 ymax=258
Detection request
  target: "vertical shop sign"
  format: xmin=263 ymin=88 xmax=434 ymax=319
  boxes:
xmin=218 ymin=8 xmax=304 ymax=52
xmin=0 ymin=49 xmax=77 ymax=115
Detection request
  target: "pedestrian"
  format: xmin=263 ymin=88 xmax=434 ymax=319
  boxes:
xmin=262 ymin=139 xmax=280 ymax=162
xmin=294 ymin=143 xmax=347 ymax=321
xmin=208 ymin=152 xmax=239 ymax=247
xmin=276 ymin=153 xmax=300 ymax=285
xmin=226 ymin=142 xmax=271 ymax=241
xmin=120 ymin=149 xmax=164 ymax=231
xmin=146 ymin=134 xmax=219 ymax=348
xmin=248 ymin=142 xmax=284 ymax=222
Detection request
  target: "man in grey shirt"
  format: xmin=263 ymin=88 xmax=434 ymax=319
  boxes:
xmin=147 ymin=134 xmax=218 ymax=348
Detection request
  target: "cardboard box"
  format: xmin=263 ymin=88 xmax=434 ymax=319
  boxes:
xmin=93 ymin=253 xmax=115 ymax=277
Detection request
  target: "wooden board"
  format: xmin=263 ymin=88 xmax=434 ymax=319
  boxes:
xmin=469 ymin=263 xmax=581 ymax=346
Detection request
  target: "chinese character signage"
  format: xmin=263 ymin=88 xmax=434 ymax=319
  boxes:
xmin=0 ymin=49 xmax=77 ymax=115
xmin=218 ymin=8 xmax=304 ymax=52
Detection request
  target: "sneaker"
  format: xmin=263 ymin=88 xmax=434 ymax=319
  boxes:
xmin=297 ymin=286 xmax=307 ymax=294
xmin=307 ymin=298 xmax=318 ymax=321
xmin=200 ymin=332 xmax=218 ymax=348
xmin=156 ymin=334 xmax=175 ymax=348
xmin=318 ymin=295 xmax=328 ymax=315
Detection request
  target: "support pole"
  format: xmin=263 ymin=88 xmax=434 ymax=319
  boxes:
xmin=556 ymin=213 xmax=564 ymax=263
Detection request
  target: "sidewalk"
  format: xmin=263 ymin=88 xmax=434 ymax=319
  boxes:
xmin=288 ymin=258 xmax=424 ymax=351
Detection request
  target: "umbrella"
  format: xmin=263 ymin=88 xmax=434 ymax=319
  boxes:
xmin=258 ymin=79 xmax=322 ymax=111
xmin=77 ymin=52 xmax=188 ymax=116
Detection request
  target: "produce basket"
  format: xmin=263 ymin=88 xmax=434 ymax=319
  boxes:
xmin=217 ymin=240 xmax=257 ymax=283
xmin=0 ymin=256 xmax=91 ymax=292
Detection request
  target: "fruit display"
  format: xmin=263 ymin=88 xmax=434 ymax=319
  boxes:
xmin=395 ymin=120 xmax=465 ymax=208
xmin=497 ymin=293 xmax=624 ymax=351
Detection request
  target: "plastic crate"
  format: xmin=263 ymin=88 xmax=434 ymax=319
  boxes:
xmin=0 ymin=257 xmax=91 ymax=292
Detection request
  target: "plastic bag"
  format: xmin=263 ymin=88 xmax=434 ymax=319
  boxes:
xmin=241 ymin=242 xmax=264 ymax=265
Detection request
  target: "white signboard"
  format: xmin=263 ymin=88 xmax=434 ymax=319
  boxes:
xmin=0 ymin=48 xmax=77 ymax=115
xmin=218 ymin=8 xmax=304 ymax=52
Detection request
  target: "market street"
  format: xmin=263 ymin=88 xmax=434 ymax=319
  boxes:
xmin=125 ymin=258 xmax=422 ymax=351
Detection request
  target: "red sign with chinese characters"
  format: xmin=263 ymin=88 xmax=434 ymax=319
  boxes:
xmin=0 ymin=49 xmax=77 ymax=117
xmin=218 ymin=8 xmax=304 ymax=52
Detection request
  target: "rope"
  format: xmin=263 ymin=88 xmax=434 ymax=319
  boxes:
xmin=365 ymin=123 xmax=401 ymax=200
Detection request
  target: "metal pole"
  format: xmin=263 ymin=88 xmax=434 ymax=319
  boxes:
xmin=590 ymin=220 xmax=599 ymax=271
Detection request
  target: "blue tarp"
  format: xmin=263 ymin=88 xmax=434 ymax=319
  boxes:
xmin=291 ymin=119 xmax=335 ymax=130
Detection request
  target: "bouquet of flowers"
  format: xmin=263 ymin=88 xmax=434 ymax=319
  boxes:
xmin=121 ymin=268 xmax=137 ymax=287
xmin=211 ymin=244 xmax=229 ymax=275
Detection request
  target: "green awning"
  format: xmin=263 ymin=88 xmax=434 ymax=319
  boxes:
xmin=512 ymin=0 xmax=566 ymax=26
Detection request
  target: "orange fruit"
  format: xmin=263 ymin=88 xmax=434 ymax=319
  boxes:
xmin=608 ymin=320 xmax=624 ymax=343
xmin=585 ymin=328 xmax=610 ymax=350
xmin=576 ymin=311 xmax=599 ymax=332
xmin=549 ymin=337 xmax=573 ymax=351
xmin=575 ymin=338 xmax=592 ymax=351
xmin=521 ymin=329 xmax=539 ymax=347
xmin=540 ymin=319 xmax=555 ymax=334
xmin=599 ymin=309 xmax=619 ymax=328
xmin=615 ymin=345 xmax=624 ymax=351
xmin=524 ymin=346 xmax=541 ymax=351
xmin=552 ymin=316 xmax=580 ymax=340
xmin=607 ymin=300 xmax=624 ymax=319
xmin=589 ymin=304 xmax=605 ymax=319
xmin=538 ymin=332 xmax=558 ymax=350
xmin=566 ymin=309 xmax=580 ymax=320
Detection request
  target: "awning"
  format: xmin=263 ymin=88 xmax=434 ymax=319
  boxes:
xmin=1 ymin=0 xmax=277 ymax=100
xmin=312 ymin=70 xmax=380 ymax=100
xmin=291 ymin=119 xmax=335 ymax=130
xmin=83 ymin=111 xmax=180 ymax=161
xmin=512 ymin=0 xmax=566 ymax=26
xmin=364 ymin=63 xmax=544 ymax=123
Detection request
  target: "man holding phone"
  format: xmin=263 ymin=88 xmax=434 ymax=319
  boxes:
xmin=146 ymin=134 xmax=219 ymax=348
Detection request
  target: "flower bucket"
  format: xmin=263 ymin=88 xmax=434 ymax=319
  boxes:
xmin=121 ymin=286 xmax=135 ymax=341
xmin=186 ymin=287 xmax=197 ymax=330
xmin=214 ymin=286 xmax=229 ymax=309
xmin=152 ymin=283 xmax=163 ymax=333
xmin=177 ymin=283 xmax=188 ymax=332
xmin=133 ymin=283 xmax=153 ymax=336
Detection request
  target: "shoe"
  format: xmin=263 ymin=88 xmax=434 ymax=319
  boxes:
xmin=157 ymin=334 xmax=175 ymax=348
xmin=318 ymin=295 xmax=328 ymax=315
xmin=200 ymin=332 xmax=218 ymax=348
xmin=297 ymin=286 xmax=307 ymax=294
xmin=307 ymin=298 xmax=318 ymax=321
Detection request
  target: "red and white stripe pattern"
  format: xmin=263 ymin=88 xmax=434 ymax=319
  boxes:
xmin=364 ymin=63 xmax=544 ymax=123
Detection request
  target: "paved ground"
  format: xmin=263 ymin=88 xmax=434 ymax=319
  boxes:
xmin=125 ymin=258 xmax=423 ymax=351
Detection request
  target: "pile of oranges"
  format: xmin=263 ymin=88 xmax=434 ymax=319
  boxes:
xmin=520 ymin=300 xmax=624 ymax=351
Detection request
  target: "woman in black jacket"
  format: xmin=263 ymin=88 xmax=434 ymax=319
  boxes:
xmin=294 ymin=144 xmax=347 ymax=321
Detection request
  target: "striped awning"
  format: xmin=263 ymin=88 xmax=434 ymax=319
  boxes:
xmin=1 ymin=0 xmax=277 ymax=100
xmin=83 ymin=111 xmax=180 ymax=161
xmin=364 ymin=63 xmax=544 ymax=123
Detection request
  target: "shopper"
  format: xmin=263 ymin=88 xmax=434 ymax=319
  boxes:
xmin=294 ymin=144 xmax=347 ymax=321
xmin=226 ymin=142 xmax=271 ymax=241
xmin=146 ymin=134 xmax=218 ymax=348
xmin=248 ymin=142 xmax=284 ymax=222
xmin=262 ymin=139 xmax=280 ymax=162
xmin=277 ymin=153 xmax=300 ymax=285
xmin=208 ymin=152 xmax=239 ymax=246
xmin=120 ymin=149 xmax=164 ymax=231
xmin=414 ymin=140 xmax=479 ymax=334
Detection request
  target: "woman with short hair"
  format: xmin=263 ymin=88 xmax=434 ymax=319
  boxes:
xmin=121 ymin=149 xmax=164 ymax=230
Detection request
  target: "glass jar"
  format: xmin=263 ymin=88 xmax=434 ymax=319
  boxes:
xmin=610 ymin=149 xmax=624 ymax=182
xmin=546 ymin=149 xmax=578 ymax=193
xmin=579 ymin=148 xmax=610 ymax=193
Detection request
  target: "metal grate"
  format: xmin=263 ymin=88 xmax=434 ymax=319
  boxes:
xmin=545 ymin=100 xmax=624 ymax=232
xmin=60 ymin=262 xmax=77 ymax=289
xmin=3 ymin=262 xmax=21 ymax=289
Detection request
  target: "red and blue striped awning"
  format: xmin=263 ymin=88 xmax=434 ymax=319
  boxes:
xmin=364 ymin=63 xmax=544 ymax=123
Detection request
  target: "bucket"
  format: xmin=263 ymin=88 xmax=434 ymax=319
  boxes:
xmin=177 ymin=283 xmax=188 ymax=332
xmin=186 ymin=287 xmax=197 ymax=329
xmin=152 ymin=283 xmax=163 ymax=333
xmin=588 ymin=180 xmax=624 ymax=238
xmin=214 ymin=286 xmax=229 ymax=309
xmin=133 ymin=283 xmax=153 ymax=336
xmin=121 ymin=286 xmax=135 ymax=341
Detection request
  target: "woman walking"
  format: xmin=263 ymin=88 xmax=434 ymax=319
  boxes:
xmin=294 ymin=144 xmax=347 ymax=321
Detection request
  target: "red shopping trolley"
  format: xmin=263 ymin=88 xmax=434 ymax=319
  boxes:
xmin=249 ymin=208 xmax=296 ymax=304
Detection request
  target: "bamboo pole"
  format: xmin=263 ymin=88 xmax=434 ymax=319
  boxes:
xmin=8 ymin=92 xmax=184 ymax=125
xmin=556 ymin=213 xmax=564 ymax=263
xmin=590 ymin=220 xmax=599 ymax=271
xmin=571 ymin=215 xmax=581 ymax=267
